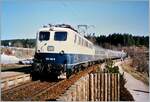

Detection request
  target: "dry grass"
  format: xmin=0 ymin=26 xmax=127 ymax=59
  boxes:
xmin=121 ymin=59 xmax=149 ymax=85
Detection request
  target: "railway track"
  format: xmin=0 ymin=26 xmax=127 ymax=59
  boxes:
xmin=31 ymin=64 xmax=100 ymax=101
xmin=2 ymin=64 xmax=100 ymax=101
xmin=1 ymin=80 xmax=58 ymax=101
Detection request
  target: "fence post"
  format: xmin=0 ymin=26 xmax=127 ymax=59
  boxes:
xmin=78 ymin=80 xmax=81 ymax=101
xmin=82 ymin=77 xmax=85 ymax=100
xmin=97 ymin=72 xmax=100 ymax=101
xmin=100 ymin=73 xmax=104 ymax=101
xmin=107 ymin=73 xmax=111 ymax=101
xmin=112 ymin=74 xmax=115 ymax=101
xmin=85 ymin=75 xmax=88 ymax=100
xmin=75 ymin=82 xmax=80 ymax=101
xmin=70 ymin=85 xmax=76 ymax=101
xmin=87 ymin=75 xmax=89 ymax=101
xmin=89 ymin=74 xmax=94 ymax=101
xmin=105 ymin=73 xmax=108 ymax=101
xmin=94 ymin=73 xmax=97 ymax=100
xmin=114 ymin=73 xmax=117 ymax=101
xmin=118 ymin=74 xmax=120 ymax=101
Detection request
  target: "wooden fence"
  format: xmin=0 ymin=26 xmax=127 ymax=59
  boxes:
xmin=57 ymin=73 xmax=120 ymax=101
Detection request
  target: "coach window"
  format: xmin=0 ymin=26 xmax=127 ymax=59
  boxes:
xmin=74 ymin=34 xmax=77 ymax=43
xmin=90 ymin=44 xmax=92 ymax=49
xmin=82 ymin=40 xmax=84 ymax=46
xmin=39 ymin=31 xmax=50 ymax=41
xmin=77 ymin=36 xmax=79 ymax=45
xmin=83 ymin=41 xmax=85 ymax=46
xmin=87 ymin=42 xmax=89 ymax=47
xmin=79 ymin=37 xmax=81 ymax=45
xmin=86 ymin=42 xmax=88 ymax=47
xmin=54 ymin=32 xmax=67 ymax=41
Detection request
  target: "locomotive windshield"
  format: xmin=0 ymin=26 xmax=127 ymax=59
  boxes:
xmin=39 ymin=31 xmax=50 ymax=41
xmin=54 ymin=32 xmax=67 ymax=41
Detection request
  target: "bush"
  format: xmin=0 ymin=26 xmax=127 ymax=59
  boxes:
xmin=104 ymin=59 xmax=119 ymax=73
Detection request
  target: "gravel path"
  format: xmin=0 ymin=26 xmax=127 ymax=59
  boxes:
xmin=115 ymin=61 xmax=149 ymax=102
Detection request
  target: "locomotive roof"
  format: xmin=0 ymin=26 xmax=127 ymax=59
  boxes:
xmin=39 ymin=26 xmax=78 ymax=33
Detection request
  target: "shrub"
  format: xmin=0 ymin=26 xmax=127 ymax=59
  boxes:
xmin=105 ymin=59 xmax=119 ymax=73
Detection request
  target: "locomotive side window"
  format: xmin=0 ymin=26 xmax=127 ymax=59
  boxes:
xmin=54 ymin=32 xmax=67 ymax=41
xmin=39 ymin=32 xmax=50 ymax=41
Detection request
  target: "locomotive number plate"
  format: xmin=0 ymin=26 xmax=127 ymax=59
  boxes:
xmin=46 ymin=57 xmax=55 ymax=61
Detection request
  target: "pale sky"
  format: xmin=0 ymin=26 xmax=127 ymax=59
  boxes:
xmin=1 ymin=0 xmax=149 ymax=40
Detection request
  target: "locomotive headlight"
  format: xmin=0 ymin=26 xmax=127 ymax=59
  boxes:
xmin=47 ymin=46 xmax=54 ymax=51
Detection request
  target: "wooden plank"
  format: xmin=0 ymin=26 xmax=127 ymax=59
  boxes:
xmin=97 ymin=72 xmax=100 ymax=101
xmin=118 ymin=74 xmax=120 ymax=101
xmin=94 ymin=73 xmax=97 ymax=100
xmin=100 ymin=73 xmax=104 ymax=101
xmin=103 ymin=73 xmax=105 ymax=101
xmin=83 ymin=77 xmax=86 ymax=100
xmin=115 ymin=73 xmax=118 ymax=101
xmin=84 ymin=77 xmax=86 ymax=100
xmin=93 ymin=74 xmax=95 ymax=100
xmin=78 ymin=82 xmax=81 ymax=101
xmin=100 ymin=73 xmax=102 ymax=101
xmin=75 ymin=83 xmax=79 ymax=101
xmin=105 ymin=73 xmax=108 ymax=101
xmin=86 ymin=75 xmax=88 ymax=100
xmin=111 ymin=74 xmax=115 ymax=101
xmin=82 ymin=78 xmax=85 ymax=100
xmin=86 ymin=75 xmax=89 ymax=100
xmin=87 ymin=75 xmax=89 ymax=101
xmin=107 ymin=73 xmax=111 ymax=101
xmin=71 ymin=85 xmax=76 ymax=101
xmin=81 ymin=79 xmax=84 ymax=101
xmin=89 ymin=74 xmax=94 ymax=101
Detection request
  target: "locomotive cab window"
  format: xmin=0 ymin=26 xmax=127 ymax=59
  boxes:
xmin=54 ymin=32 xmax=67 ymax=41
xmin=39 ymin=31 xmax=50 ymax=41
